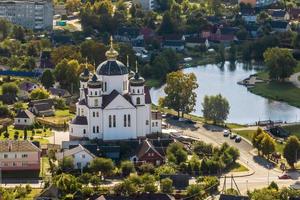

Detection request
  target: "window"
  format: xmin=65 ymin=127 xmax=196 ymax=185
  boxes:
xmin=113 ymin=115 xmax=116 ymax=127
xmin=104 ymin=82 xmax=107 ymax=92
xmin=82 ymin=154 xmax=85 ymax=158
xmin=136 ymin=97 xmax=141 ymax=105
xmin=83 ymin=129 xmax=86 ymax=134
xmin=95 ymin=99 xmax=99 ymax=107
xmin=95 ymin=91 xmax=97 ymax=95
xmin=133 ymin=89 xmax=135 ymax=93
xmin=156 ymin=122 xmax=158 ymax=126
xmin=24 ymin=119 xmax=27 ymax=123
xmin=109 ymin=115 xmax=112 ymax=128
xmin=96 ymin=112 xmax=99 ymax=117
xmin=128 ymin=114 xmax=131 ymax=127
xmin=15 ymin=154 xmax=17 ymax=158
xmin=124 ymin=115 xmax=127 ymax=127
xmin=152 ymin=122 xmax=154 ymax=127
xmin=93 ymin=126 xmax=95 ymax=133
xmin=4 ymin=154 xmax=8 ymax=159
xmin=96 ymin=126 xmax=99 ymax=133
xmin=18 ymin=119 xmax=20 ymax=123
xmin=146 ymin=120 xmax=149 ymax=125
xmin=13 ymin=162 xmax=16 ymax=166
xmin=71 ymin=128 xmax=73 ymax=133
xmin=22 ymin=154 xmax=28 ymax=158
xmin=93 ymin=112 xmax=95 ymax=117
xmin=137 ymin=89 xmax=140 ymax=93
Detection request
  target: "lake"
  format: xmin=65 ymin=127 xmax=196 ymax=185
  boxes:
xmin=150 ymin=62 xmax=300 ymax=124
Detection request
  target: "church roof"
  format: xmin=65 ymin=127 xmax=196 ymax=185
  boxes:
xmin=71 ymin=116 xmax=88 ymax=125
xmin=102 ymin=90 xmax=134 ymax=108
xmin=96 ymin=60 xmax=128 ymax=76
xmin=87 ymin=74 xmax=102 ymax=88
xmin=144 ymin=86 xmax=152 ymax=104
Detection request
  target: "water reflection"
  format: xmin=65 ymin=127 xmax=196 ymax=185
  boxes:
xmin=150 ymin=62 xmax=300 ymax=124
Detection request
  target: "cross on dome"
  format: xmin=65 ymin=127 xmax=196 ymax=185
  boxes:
xmin=105 ymin=36 xmax=119 ymax=60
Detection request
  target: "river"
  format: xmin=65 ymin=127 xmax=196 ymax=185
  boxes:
xmin=150 ymin=62 xmax=300 ymax=124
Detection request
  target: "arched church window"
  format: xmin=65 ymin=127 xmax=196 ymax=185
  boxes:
xmin=95 ymin=99 xmax=99 ymax=107
xmin=96 ymin=112 xmax=99 ymax=117
xmin=146 ymin=120 xmax=149 ymax=125
xmin=137 ymin=89 xmax=140 ymax=93
xmin=95 ymin=91 xmax=97 ymax=95
xmin=93 ymin=126 xmax=95 ymax=133
xmin=128 ymin=114 xmax=131 ymax=127
xmin=96 ymin=126 xmax=99 ymax=133
xmin=83 ymin=129 xmax=86 ymax=134
xmin=109 ymin=115 xmax=112 ymax=128
xmin=113 ymin=115 xmax=116 ymax=127
xmin=136 ymin=97 xmax=141 ymax=105
xmin=124 ymin=115 xmax=127 ymax=127
xmin=104 ymin=82 xmax=107 ymax=92
xmin=133 ymin=89 xmax=135 ymax=93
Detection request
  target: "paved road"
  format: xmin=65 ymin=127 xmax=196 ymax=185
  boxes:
xmin=289 ymin=72 xmax=300 ymax=88
xmin=169 ymin=122 xmax=298 ymax=194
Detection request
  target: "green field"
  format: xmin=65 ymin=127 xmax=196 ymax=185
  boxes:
xmin=283 ymin=124 xmax=300 ymax=138
xmin=249 ymin=81 xmax=300 ymax=108
xmin=228 ymin=162 xmax=249 ymax=173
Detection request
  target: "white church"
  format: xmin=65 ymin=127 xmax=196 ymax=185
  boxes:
xmin=69 ymin=38 xmax=162 ymax=141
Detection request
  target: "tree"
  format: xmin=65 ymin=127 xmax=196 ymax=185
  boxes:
xmin=202 ymin=94 xmax=230 ymax=124
xmin=166 ymin=142 xmax=188 ymax=165
xmin=54 ymin=59 xmax=80 ymax=90
xmin=154 ymin=164 xmax=177 ymax=177
xmin=261 ymin=134 xmax=275 ymax=159
xmin=162 ymin=71 xmax=198 ymax=118
xmin=90 ymin=157 xmax=114 ymax=178
xmin=264 ymin=48 xmax=297 ymax=81
xmin=58 ymin=157 xmax=74 ymax=172
xmin=51 ymin=45 xmax=82 ymax=66
xmin=27 ymin=42 xmax=38 ymax=57
xmin=160 ymin=178 xmax=173 ymax=194
xmin=142 ymin=174 xmax=157 ymax=193
xmin=40 ymin=70 xmax=54 ymax=89
xmin=138 ymin=163 xmax=155 ymax=174
xmin=120 ymin=160 xmax=135 ymax=177
xmin=80 ymin=40 xmax=106 ymax=65
xmin=284 ymin=136 xmax=300 ymax=169
xmin=53 ymin=173 xmax=81 ymax=195
xmin=252 ymin=127 xmax=264 ymax=151
xmin=2 ymin=82 xmax=18 ymax=96
xmin=12 ymin=26 xmax=25 ymax=42
xmin=293 ymin=33 xmax=300 ymax=49
xmin=22 ymin=57 xmax=36 ymax=70
xmin=158 ymin=11 xmax=176 ymax=35
xmin=65 ymin=0 xmax=81 ymax=13
xmin=186 ymin=184 xmax=203 ymax=200
xmin=0 ymin=19 xmax=11 ymax=40
xmin=30 ymin=88 xmax=50 ymax=100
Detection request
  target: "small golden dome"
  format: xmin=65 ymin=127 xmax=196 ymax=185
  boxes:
xmin=105 ymin=36 xmax=119 ymax=60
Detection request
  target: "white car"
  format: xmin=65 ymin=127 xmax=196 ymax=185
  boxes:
xmin=290 ymin=181 xmax=300 ymax=190
xmin=223 ymin=130 xmax=230 ymax=137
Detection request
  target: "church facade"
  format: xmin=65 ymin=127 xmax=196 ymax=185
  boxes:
xmin=69 ymin=38 xmax=162 ymax=141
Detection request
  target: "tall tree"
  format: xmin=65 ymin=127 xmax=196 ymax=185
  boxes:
xmin=40 ymin=70 xmax=55 ymax=89
xmin=90 ymin=157 xmax=114 ymax=178
xmin=264 ymin=47 xmax=297 ymax=81
xmin=80 ymin=40 xmax=106 ymax=65
xmin=54 ymin=59 xmax=80 ymax=90
xmin=2 ymin=82 xmax=18 ymax=96
xmin=261 ymin=134 xmax=275 ymax=159
xmin=284 ymin=136 xmax=300 ymax=169
xmin=166 ymin=142 xmax=188 ymax=165
xmin=30 ymin=88 xmax=50 ymax=100
xmin=202 ymin=94 xmax=230 ymax=124
xmin=158 ymin=11 xmax=176 ymax=35
xmin=161 ymin=71 xmax=198 ymax=118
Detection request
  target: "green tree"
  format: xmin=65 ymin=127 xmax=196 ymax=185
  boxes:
xmin=252 ymin=127 xmax=264 ymax=151
xmin=51 ymin=45 xmax=82 ymax=66
xmin=77 ymin=173 xmax=92 ymax=185
xmin=2 ymin=82 xmax=18 ymax=96
xmin=261 ymin=134 xmax=275 ymax=159
xmin=158 ymin=11 xmax=176 ymax=35
xmin=53 ymin=173 xmax=81 ymax=195
xmin=12 ymin=26 xmax=25 ymax=42
xmin=264 ymin=48 xmax=297 ymax=81
xmin=166 ymin=142 xmax=188 ymax=165
xmin=138 ymin=163 xmax=155 ymax=174
xmin=22 ymin=57 xmax=36 ymax=70
xmin=155 ymin=164 xmax=177 ymax=176
xmin=120 ymin=160 xmax=135 ymax=177
xmin=160 ymin=178 xmax=173 ymax=194
xmin=202 ymin=94 xmax=230 ymax=124
xmin=284 ymin=136 xmax=300 ymax=169
xmin=162 ymin=71 xmax=198 ymax=118
xmin=0 ymin=19 xmax=11 ymax=40
xmin=58 ymin=157 xmax=74 ymax=172
xmin=40 ymin=70 xmax=54 ymax=89
xmin=54 ymin=59 xmax=80 ymax=90
xmin=27 ymin=42 xmax=38 ymax=57
xmin=293 ymin=33 xmax=300 ymax=49
xmin=30 ymin=88 xmax=50 ymax=100
xmin=80 ymin=40 xmax=106 ymax=65
xmin=186 ymin=184 xmax=203 ymax=200
xmin=142 ymin=174 xmax=157 ymax=193
xmin=90 ymin=157 xmax=114 ymax=178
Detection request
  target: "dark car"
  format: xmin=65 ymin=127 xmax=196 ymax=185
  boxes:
xmin=278 ymin=174 xmax=291 ymax=179
xmin=235 ymin=136 xmax=242 ymax=143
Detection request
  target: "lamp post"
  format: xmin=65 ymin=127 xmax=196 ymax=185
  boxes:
xmin=267 ymin=164 xmax=270 ymax=186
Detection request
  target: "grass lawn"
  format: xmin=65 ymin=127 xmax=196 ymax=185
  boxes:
xmin=227 ymin=162 xmax=249 ymax=173
xmin=1 ymin=125 xmax=52 ymax=144
xmin=40 ymin=157 xmax=50 ymax=178
xmin=38 ymin=109 xmax=74 ymax=127
xmin=249 ymin=81 xmax=300 ymax=108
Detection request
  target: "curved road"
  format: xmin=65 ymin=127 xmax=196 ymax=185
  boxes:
xmin=170 ymin=122 xmax=298 ymax=194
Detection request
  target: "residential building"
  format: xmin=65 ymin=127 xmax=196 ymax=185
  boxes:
xmin=56 ymin=144 xmax=96 ymax=170
xmin=133 ymin=0 xmax=158 ymax=11
xmin=29 ymin=99 xmax=55 ymax=116
xmin=163 ymin=35 xmax=185 ymax=52
xmin=238 ymin=0 xmax=278 ymax=7
xmin=14 ymin=109 xmax=35 ymax=128
xmin=49 ymin=87 xmax=71 ymax=99
xmin=0 ymin=140 xmax=41 ymax=172
xmin=270 ymin=20 xmax=291 ymax=32
xmin=69 ymin=37 xmax=162 ymax=141
xmin=0 ymin=0 xmax=53 ymax=30
xmin=269 ymin=9 xmax=290 ymax=21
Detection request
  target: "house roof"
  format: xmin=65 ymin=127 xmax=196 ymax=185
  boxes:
xmin=271 ymin=20 xmax=289 ymax=29
xmin=185 ymin=36 xmax=206 ymax=44
xmin=144 ymin=86 xmax=152 ymax=104
xmin=163 ymin=40 xmax=185 ymax=47
xmin=271 ymin=10 xmax=286 ymax=18
xmin=49 ymin=87 xmax=71 ymax=97
xmin=78 ymin=99 xmax=86 ymax=105
xmin=29 ymin=99 xmax=54 ymax=107
xmin=15 ymin=109 xmax=35 ymax=119
xmin=56 ymin=144 xmax=96 ymax=160
xmin=102 ymin=90 xmax=134 ymax=108
xmin=0 ymin=140 xmax=41 ymax=152
xmin=137 ymin=140 xmax=164 ymax=159
xmin=34 ymin=103 xmax=53 ymax=112
xmin=71 ymin=116 xmax=88 ymax=125
xmin=19 ymin=81 xmax=38 ymax=92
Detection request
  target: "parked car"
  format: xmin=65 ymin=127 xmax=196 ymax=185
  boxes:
xmin=290 ymin=181 xmax=300 ymax=190
xmin=278 ymin=174 xmax=291 ymax=179
xmin=235 ymin=136 xmax=241 ymax=143
xmin=223 ymin=130 xmax=230 ymax=137
xmin=230 ymin=134 xmax=237 ymax=139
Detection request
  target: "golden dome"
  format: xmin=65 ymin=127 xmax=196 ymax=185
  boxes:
xmin=105 ymin=36 xmax=119 ymax=60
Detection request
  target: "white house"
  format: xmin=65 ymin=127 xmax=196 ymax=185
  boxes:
xmin=56 ymin=144 xmax=96 ymax=170
xmin=69 ymin=37 xmax=162 ymax=141
xmin=14 ymin=110 xmax=35 ymax=127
